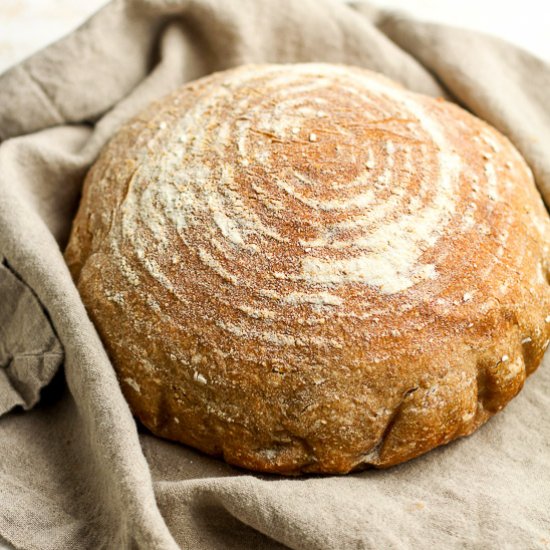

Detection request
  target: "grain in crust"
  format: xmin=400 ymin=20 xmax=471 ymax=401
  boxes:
xmin=65 ymin=64 xmax=550 ymax=474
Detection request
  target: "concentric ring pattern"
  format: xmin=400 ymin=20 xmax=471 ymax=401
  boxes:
xmin=66 ymin=64 xmax=550 ymax=474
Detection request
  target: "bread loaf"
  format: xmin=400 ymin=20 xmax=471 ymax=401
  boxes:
xmin=65 ymin=63 xmax=550 ymax=474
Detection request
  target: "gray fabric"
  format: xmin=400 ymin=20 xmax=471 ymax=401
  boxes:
xmin=0 ymin=0 xmax=549 ymax=548
xmin=0 ymin=257 xmax=62 ymax=414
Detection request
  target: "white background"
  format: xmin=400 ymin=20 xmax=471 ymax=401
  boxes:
xmin=0 ymin=1 xmax=547 ymax=549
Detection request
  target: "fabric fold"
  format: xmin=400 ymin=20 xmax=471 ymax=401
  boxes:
xmin=0 ymin=258 xmax=63 ymax=415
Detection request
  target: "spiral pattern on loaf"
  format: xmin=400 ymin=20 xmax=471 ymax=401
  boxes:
xmin=111 ymin=65 xmax=541 ymax=345
xmin=67 ymin=64 xmax=550 ymax=473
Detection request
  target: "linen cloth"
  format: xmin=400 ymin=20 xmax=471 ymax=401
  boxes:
xmin=1 ymin=0 xmax=549 ymax=548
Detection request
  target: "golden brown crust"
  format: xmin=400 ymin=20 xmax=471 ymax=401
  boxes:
xmin=65 ymin=63 xmax=550 ymax=474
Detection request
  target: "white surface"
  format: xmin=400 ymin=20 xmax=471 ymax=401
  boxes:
xmin=0 ymin=0 xmax=109 ymax=73
xmin=0 ymin=1 xmax=547 ymax=549
xmin=369 ymin=0 xmax=550 ymax=60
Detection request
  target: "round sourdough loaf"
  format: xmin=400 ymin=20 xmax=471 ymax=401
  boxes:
xmin=65 ymin=63 xmax=550 ymax=474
